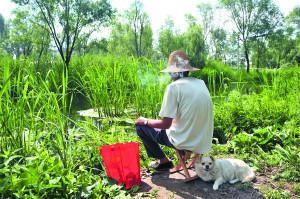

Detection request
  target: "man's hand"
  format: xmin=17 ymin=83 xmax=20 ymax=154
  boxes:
xmin=135 ymin=117 xmax=148 ymax=126
xmin=135 ymin=117 xmax=173 ymax=129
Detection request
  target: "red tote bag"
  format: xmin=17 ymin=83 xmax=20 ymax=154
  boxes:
xmin=99 ymin=142 xmax=141 ymax=189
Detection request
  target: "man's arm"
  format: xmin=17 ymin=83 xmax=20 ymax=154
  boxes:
xmin=135 ymin=117 xmax=173 ymax=129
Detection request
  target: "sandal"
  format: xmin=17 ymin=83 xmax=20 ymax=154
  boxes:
xmin=150 ymin=161 xmax=174 ymax=171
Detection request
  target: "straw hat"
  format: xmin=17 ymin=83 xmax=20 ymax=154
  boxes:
xmin=160 ymin=50 xmax=200 ymax=73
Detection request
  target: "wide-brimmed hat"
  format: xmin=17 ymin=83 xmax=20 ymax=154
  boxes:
xmin=160 ymin=50 xmax=200 ymax=73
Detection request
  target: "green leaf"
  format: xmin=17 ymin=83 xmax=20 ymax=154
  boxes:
xmin=4 ymin=155 xmax=23 ymax=166
xmin=49 ymin=177 xmax=61 ymax=185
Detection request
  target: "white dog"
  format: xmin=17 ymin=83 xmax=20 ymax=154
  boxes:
xmin=194 ymin=156 xmax=255 ymax=190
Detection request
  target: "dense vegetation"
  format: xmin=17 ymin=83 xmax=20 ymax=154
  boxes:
xmin=0 ymin=54 xmax=299 ymax=198
xmin=0 ymin=0 xmax=299 ymax=198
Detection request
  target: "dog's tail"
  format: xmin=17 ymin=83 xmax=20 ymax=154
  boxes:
xmin=242 ymin=170 xmax=256 ymax=183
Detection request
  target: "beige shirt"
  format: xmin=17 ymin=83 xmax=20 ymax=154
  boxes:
xmin=159 ymin=77 xmax=213 ymax=154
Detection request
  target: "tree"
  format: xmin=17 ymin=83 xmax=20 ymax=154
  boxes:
xmin=31 ymin=13 xmax=51 ymax=62
xmin=211 ymin=28 xmax=227 ymax=60
xmin=220 ymin=0 xmax=282 ymax=72
xmin=85 ymin=38 xmax=108 ymax=54
xmin=197 ymin=3 xmax=214 ymax=50
xmin=108 ymin=17 xmax=153 ymax=57
xmin=9 ymin=10 xmax=34 ymax=57
xmin=140 ymin=25 xmax=153 ymax=57
xmin=0 ymin=14 xmax=5 ymax=38
xmin=285 ymin=6 xmax=300 ymax=65
xmin=12 ymin=0 xmax=114 ymax=72
xmin=250 ymin=6 xmax=300 ymax=68
xmin=108 ymin=20 xmax=134 ymax=56
xmin=158 ymin=17 xmax=183 ymax=58
xmin=158 ymin=16 xmax=206 ymax=67
xmin=107 ymin=1 xmax=153 ymax=58
xmin=182 ymin=19 xmax=207 ymax=67
xmin=0 ymin=14 xmax=10 ymax=52
xmin=226 ymin=32 xmax=243 ymax=67
xmin=251 ymin=38 xmax=268 ymax=68
xmin=6 ymin=9 xmax=50 ymax=60
xmin=125 ymin=0 xmax=152 ymax=57
xmin=73 ymin=32 xmax=93 ymax=55
xmin=286 ymin=6 xmax=300 ymax=37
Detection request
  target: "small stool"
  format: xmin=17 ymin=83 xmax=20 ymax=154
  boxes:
xmin=170 ymin=149 xmax=201 ymax=182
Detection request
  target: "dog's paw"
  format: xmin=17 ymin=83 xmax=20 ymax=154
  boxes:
xmin=213 ymin=185 xmax=219 ymax=190
xmin=229 ymin=179 xmax=239 ymax=184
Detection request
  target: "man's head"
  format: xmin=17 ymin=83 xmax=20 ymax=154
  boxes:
xmin=160 ymin=51 xmax=200 ymax=78
xmin=169 ymin=71 xmax=189 ymax=81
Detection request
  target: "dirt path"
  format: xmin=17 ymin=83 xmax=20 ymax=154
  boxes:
xmin=135 ymin=169 xmax=264 ymax=199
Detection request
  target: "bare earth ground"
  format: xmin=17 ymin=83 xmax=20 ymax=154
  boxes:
xmin=134 ymin=169 xmax=265 ymax=199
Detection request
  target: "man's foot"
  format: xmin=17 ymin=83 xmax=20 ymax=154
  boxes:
xmin=150 ymin=161 xmax=173 ymax=171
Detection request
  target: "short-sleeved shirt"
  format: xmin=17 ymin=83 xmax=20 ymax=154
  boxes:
xmin=159 ymin=77 xmax=213 ymax=154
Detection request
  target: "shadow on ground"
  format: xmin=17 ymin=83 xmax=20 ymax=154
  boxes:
xmin=137 ymin=169 xmax=263 ymax=199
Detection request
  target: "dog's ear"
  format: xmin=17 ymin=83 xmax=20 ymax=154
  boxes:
xmin=210 ymin=156 xmax=215 ymax=162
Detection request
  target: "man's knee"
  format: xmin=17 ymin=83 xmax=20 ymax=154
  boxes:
xmin=136 ymin=125 xmax=144 ymax=138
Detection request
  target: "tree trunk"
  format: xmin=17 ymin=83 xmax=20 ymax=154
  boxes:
xmin=138 ymin=26 xmax=143 ymax=57
xmin=37 ymin=45 xmax=44 ymax=66
xmin=245 ymin=49 xmax=250 ymax=72
xmin=256 ymin=43 xmax=260 ymax=69
xmin=243 ymin=41 xmax=250 ymax=72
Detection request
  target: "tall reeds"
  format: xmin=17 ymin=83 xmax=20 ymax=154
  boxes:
xmin=77 ymin=55 xmax=169 ymax=119
xmin=0 ymin=57 xmax=79 ymax=196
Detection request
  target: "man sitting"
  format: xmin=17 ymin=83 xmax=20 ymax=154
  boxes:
xmin=135 ymin=50 xmax=213 ymax=171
